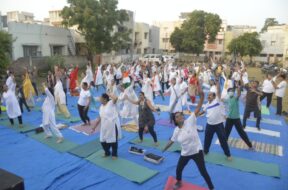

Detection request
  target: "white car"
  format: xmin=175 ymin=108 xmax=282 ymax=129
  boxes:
xmin=140 ymin=54 xmax=163 ymax=63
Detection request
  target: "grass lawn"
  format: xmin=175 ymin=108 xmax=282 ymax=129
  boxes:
xmin=247 ymin=67 xmax=288 ymax=122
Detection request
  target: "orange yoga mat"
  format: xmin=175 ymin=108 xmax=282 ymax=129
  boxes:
xmin=164 ymin=176 xmax=208 ymax=190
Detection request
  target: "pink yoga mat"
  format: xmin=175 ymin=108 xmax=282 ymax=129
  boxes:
xmin=70 ymin=119 xmax=100 ymax=136
xmin=164 ymin=176 xmax=208 ymax=190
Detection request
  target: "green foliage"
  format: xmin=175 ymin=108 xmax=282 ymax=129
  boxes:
xmin=228 ymin=32 xmax=263 ymax=61
xmin=61 ymin=0 xmax=131 ymax=55
xmin=0 ymin=31 xmax=13 ymax=75
xmin=46 ymin=55 xmax=65 ymax=71
xmin=261 ymin=18 xmax=279 ymax=33
xmin=170 ymin=10 xmax=222 ymax=54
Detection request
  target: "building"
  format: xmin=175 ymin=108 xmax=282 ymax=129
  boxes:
xmin=224 ymin=25 xmax=257 ymax=52
xmin=203 ymin=21 xmax=227 ymax=56
xmin=153 ymin=20 xmax=183 ymax=53
xmin=8 ymin=22 xmax=77 ymax=60
xmin=258 ymin=25 xmax=287 ymax=64
xmin=49 ymin=10 xmax=63 ymax=27
xmin=7 ymin=11 xmax=34 ymax=23
xmin=134 ymin=22 xmax=160 ymax=54
xmin=283 ymin=25 xmax=288 ymax=67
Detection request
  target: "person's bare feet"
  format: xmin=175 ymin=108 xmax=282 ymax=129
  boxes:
xmin=227 ymin=156 xmax=233 ymax=161
xmin=45 ymin=135 xmax=52 ymax=139
xmin=56 ymin=137 xmax=64 ymax=143
xmin=112 ymin=156 xmax=118 ymax=160
xmin=154 ymin=142 xmax=159 ymax=147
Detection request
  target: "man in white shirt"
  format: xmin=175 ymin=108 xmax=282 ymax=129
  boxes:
xmin=200 ymin=78 xmax=232 ymax=160
xmin=77 ymin=82 xmax=91 ymax=126
xmin=272 ymin=73 xmax=287 ymax=115
xmin=260 ymin=74 xmax=275 ymax=108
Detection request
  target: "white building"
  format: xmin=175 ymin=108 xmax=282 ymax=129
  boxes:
xmin=8 ymin=22 xmax=76 ymax=60
xmin=7 ymin=11 xmax=34 ymax=23
xmin=49 ymin=10 xmax=63 ymax=27
xmin=134 ymin=23 xmax=160 ymax=54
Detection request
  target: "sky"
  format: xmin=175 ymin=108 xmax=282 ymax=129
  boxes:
xmin=0 ymin=0 xmax=287 ymax=31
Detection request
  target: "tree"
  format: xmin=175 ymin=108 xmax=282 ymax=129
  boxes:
xmin=0 ymin=31 xmax=13 ymax=75
xmin=170 ymin=10 xmax=222 ymax=54
xmin=261 ymin=18 xmax=279 ymax=33
xmin=228 ymin=32 xmax=263 ymax=63
xmin=61 ymin=0 xmax=131 ymax=61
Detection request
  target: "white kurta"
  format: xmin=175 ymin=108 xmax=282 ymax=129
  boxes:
xmin=152 ymin=75 xmax=161 ymax=92
xmin=86 ymin=65 xmax=94 ymax=84
xmin=42 ymin=88 xmax=56 ymax=126
xmin=180 ymin=81 xmax=188 ymax=106
xmin=142 ymin=78 xmax=154 ymax=105
xmin=54 ymin=81 xmax=66 ymax=105
xmin=118 ymin=85 xmax=138 ymax=118
xmin=3 ymin=90 xmax=21 ymax=119
xmin=95 ymin=66 xmax=103 ymax=85
xmin=166 ymin=84 xmax=182 ymax=113
xmin=100 ymin=100 xmax=121 ymax=143
xmin=6 ymin=76 xmax=16 ymax=92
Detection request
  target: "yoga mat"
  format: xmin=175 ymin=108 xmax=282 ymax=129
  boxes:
xmin=244 ymin=126 xmax=280 ymax=137
xmin=0 ymin=120 xmax=36 ymax=133
xmin=261 ymin=106 xmax=270 ymax=115
xmin=56 ymin=115 xmax=81 ymax=123
xmin=129 ymin=137 xmax=181 ymax=152
xmin=86 ymin=150 xmax=158 ymax=184
xmin=122 ymin=123 xmax=138 ymax=133
xmin=1 ymin=106 xmax=6 ymax=111
xmin=164 ymin=176 xmax=208 ymax=190
xmin=205 ymin=152 xmax=280 ymax=178
xmin=156 ymin=119 xmax=175 ymax=128
xmin=155 ymin=104 xmax=170 ymax=112
xmin=68 ymin=139 xmax=102 ymax=158
xmin=70 ymin=119 xmax=100 ymax=135
xmin=28 ymin=132 xmax=78 ymax=152
xmin=33 ymin=106 xmax=42 ymax=112
xmin=240 ymin=115 xmax=282 ymax=126
xmin=215 ymin=137 xmax=283 ymax=156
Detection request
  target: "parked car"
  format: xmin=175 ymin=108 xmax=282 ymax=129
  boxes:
xmin=162 ymin=55 xmax=175 ymax=62
xmin=140 ymin=54 xmax=163 ymax=63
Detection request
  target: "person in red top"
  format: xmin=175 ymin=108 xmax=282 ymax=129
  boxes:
xmin=69 ymin=65 xmax=79 ymax=96
xmin=188 ymin=73 xmax=198 ymax=103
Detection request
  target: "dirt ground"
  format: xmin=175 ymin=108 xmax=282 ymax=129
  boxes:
xmin=247 ymin=67 xmax=288 ymax=122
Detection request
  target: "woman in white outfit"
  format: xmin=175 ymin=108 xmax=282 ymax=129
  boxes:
xmin=99 ymin=93 xmax=120 ymax=159
xmin=141 ymin=73 xmax=154 ymax=105
xmin=42 ymin=83 xmax=64 ymax=143
xmin=54 ymin=79 xmax=71 ymax=118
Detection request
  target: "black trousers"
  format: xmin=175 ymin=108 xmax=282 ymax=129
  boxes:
xmin=32 ymin=82 xmax=38 ymax=96
xmin=260 ymin=92 xmax=273 ymax=108
xmin=225 ymin=118 xmax=252 ymax=148
xmin=161 ymin=81 xmax=169 ymax=93
xmin=276 ymin=96 xmax=282 ymax=115
xmin=19 ymin=98 xmax=30 ymax=113
xmin=9 ymin=116 xmax=23 ymax=125
xmin=176 ymin=150 xmax=214 ymax=190
xmin=243 ymin=106 xmax=261 ymax=129
xmin=153 ymin=90 xmax=165 ymax=100
xmin=139 ymin=125 xmax=157 ymax=143
xmin=204 ymin=123 xmax=231 ymax=157
xmin=77 ymin=104 xmax=90 ymax=124
xmin=101 ymin=125 xmax=118 ymax=157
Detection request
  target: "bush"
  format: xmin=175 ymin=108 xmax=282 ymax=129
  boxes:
xmin=46 ymin=55 xmax=65 ymax=71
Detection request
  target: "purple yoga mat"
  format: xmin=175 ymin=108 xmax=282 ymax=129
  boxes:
xmin=70 ymin=119 xmax=100 ymax=136
xmin=156 ymin=119 xmax=175 ymax=128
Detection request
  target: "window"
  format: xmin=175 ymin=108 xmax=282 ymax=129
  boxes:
xmin=23 ymin=45 xmax=38 ymax=57
xmin=144 ymin=32 xmax=148 ymax=39
xmin=50 ymin=45 xmax=64 ymax=56
xmin=271 ymin=41 xmax=276 ymax=46
xmin=162 ymin=38 xmax=169 ymax=43
xmin=218 ymin=39 xmax=223 ymax=44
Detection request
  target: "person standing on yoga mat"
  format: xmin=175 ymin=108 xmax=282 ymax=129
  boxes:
xmin=125 ymin=91 xmax=160 ymax=146
xmin=200 ymin=77 xmax=232 ymax=160
xmin=99 ymin=93 xmax=120 ymax=160
xmin=2 ymin=84 xmax=23 ymax=127
xmin=41 ymin=83 xmax=64 ymax=143
xmin=163 ymin=85 xmax=214 ymax=190
xmin=77 ymin=82 xmax=91 ymax=126
xmin=223 ymin=85 xmax=253 ymax=150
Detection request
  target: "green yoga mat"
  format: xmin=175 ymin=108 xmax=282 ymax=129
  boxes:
xmin=261 ymin=106 xmax=270 ymax=115
xmin=68 ymin=139 xmax=102 ymax=158
xmin=28 ymin=132 xmax=78 ymax=152
xmin=129 ymin=138 xmax=181 ymax=152
xmin=0 ymin=120 xmax=36 ymax=133
xmin=56 ymin=115 xmax=81 ymax=123
xmin=205 ymin=152 xmax=280 ymax=178
xmin=86 ymin=150 xmax=158 ymax=184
